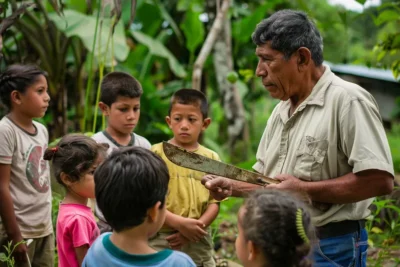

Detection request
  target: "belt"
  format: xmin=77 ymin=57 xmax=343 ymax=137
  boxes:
xmin=317 ymin=220 xmax=366 ymax=239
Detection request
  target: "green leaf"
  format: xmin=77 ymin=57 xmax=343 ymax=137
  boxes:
xmin=233 ymin=2 xmax=276 ymax=44
xmin=180 ymin=10 xmax=204 ymax=53
xmin=375 ymin=10 xmax=400 ymax=26
xmin=48 ymin=10 xmax=129 ymax=62
xmin=0 ymin=252 xmax=7 ymax=262
xmin=356 ymin=0 xmax=367 ymax=4
xmin=131 ymin=31 xmax=187 ymax=78
xmin=371 ymin=226 xmax=383 ymax=234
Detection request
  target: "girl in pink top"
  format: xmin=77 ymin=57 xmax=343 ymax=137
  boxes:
xmin=44 ymin=134 xmax=108 ymax=267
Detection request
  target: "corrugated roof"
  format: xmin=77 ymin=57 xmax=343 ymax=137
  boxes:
xmin=325 ymin=61 xmax=398 ymax=83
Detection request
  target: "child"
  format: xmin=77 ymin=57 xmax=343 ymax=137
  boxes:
xmin=150 ymin=89 xmax=220 ymax=267
xmin=92 ymin=71 xmax=151 ymax=232
xmin=83 ymin=147 xmax=195 ymax=266
xmin=236 ymin=190 xmax=314 ymax=267
xmin=0 ymin=64 xmax=53 ymax=267
xmin=43 ymin=134 xmax=108 ymax=267
xmin=92 ymin=71 xmax=151 ymax=153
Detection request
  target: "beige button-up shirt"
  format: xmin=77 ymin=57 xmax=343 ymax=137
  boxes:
xmin=253 ymin=66 xmax=394 ymax=227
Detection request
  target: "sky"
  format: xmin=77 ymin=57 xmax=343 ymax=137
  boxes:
xmin=328 ymin=0 xmax=381 ymax=12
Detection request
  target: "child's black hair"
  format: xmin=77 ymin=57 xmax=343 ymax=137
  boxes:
xmin=43 ymin=134 xmax=108 ymax=185
xmin=168 ymin=88 xmax=209 ymax=119
xmin=94 ymin=146 xmax=169 ymax=232
xmin=0 ymin=64 xmax=47 ymax=110
xmin=241 ymin=190 xmax=314 ymax=267
xmin=100 ymin=71 xmax=143 ymax=106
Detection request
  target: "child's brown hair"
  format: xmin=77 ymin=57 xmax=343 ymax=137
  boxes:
xmin=241 ymin=190 xmax=314 ymax=267
xmin=44 ymin=134 xmax=108 ymax=186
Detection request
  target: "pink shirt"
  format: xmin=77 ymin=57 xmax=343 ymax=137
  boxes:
xmin=56 ymin=203 xmax=100 ymax=267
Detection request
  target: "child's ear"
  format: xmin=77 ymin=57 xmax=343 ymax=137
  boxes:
xmin=98 ymin=102 xmax=110 ymax=116
xmin=202 ymin=117 xmax=211 ymax=130
xmin=147 ymin=201 xmax=162 ymax=223
xmin=247 ymin=240 xmax=256 ymax=261
xmin=10 ymin=90 xmax=22 ymax=105
xmin=165 ymin=116 xmax=172 ymax=128
xmin=60 ymin=172 xmax=74 ymax=187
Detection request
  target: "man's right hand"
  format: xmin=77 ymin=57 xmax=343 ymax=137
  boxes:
xmin=201 ymin=175 xmax=233 ymax=200
xmin=177 ymin=218 xmax=207 ymax=242
xmin=9 ymin=236 xmax=28 ymax=263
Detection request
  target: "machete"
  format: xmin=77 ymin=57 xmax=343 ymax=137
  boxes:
xmin=162 ymin=142 xmax=279 ymax=186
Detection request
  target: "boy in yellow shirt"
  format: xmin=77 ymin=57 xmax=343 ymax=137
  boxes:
xmin=150 ymin=89 xmax=220 ymax=267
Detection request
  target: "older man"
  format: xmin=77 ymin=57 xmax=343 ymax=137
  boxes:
xmin=202 ymin=9 xmax=394 ymax=266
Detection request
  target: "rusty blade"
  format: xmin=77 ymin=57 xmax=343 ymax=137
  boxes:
xmin=162 ymin=142 xmax=279 ymax=186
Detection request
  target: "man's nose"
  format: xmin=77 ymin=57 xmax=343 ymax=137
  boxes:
xmin=255 ymin=61 xmax=267 ymax=77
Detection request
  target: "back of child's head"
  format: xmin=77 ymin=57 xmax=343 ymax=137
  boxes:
xmin=0 ymin=64 xmax=47 ymax=110
xmin=43 ymin=134 xmax=108 ymax=186
xmin=241 ymin=190 xmax=314 ymax=267
xmin=94 ymin=146 xmax=169 ymax=232
xmin=100 ymin=71 xmax=142 ymax=106
xmin=169 ymin=88 xmax=208 ymax=118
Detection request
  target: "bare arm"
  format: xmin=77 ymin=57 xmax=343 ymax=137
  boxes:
xmin=0 ymin=164 xmax=28 ymax=261
xmin=74 ymin=245 xmax=89 ymax=266
xmin=301 ymin=170 xmax=393 ymax=204
xmin=199 ymin=203 xmax=219 ymax=227
xmin=230 ymin=181 xmax=263 ymax=198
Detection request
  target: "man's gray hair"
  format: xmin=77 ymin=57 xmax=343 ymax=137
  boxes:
xmin=252 ymin=10 xmax=324 ymax=66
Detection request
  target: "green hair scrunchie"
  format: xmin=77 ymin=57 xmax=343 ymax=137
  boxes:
xmin=296 ymin=208 xmax=310 ymax=244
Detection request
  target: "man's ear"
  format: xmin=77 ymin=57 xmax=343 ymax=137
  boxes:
xmin=165 ymin=116 xmax=172 ymax=128
xmin=99 ymin=102 xmax=110 ymax=116
xmin=202 ymin=118 xmax=211 ymax=130
xmin=60 ymin=172 xmax=74 ymax=187
xmin=147 ymin=201 xmax=162 ymax=223
xmin=296 ymin=47 xmax=312 ymax=71
xmin=10 ymin=90 xmax=22 ymax=105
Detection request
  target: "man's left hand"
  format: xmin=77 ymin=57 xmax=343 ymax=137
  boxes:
xmin=266 ymin=174 xmax=304 ymax=191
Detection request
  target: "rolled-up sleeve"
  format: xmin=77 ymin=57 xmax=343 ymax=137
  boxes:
xmin=339 ymin=98 xmax=394 ymax=176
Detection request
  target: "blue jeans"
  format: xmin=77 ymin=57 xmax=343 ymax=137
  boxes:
xmin=312 ymin=228 xmax=368 ymax=267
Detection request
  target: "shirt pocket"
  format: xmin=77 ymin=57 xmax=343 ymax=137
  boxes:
xmin=294 ymin=136 xmax=328 ymax=181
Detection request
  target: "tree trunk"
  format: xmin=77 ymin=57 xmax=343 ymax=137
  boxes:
xmin=212 ymin=15 xmax=249 ymax=160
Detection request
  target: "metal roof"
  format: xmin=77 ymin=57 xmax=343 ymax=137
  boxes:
xmin=325 ymin=61 xmax=398 ymax=83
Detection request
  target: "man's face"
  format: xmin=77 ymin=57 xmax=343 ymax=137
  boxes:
xmin=255 ymin=42 xmax=299 ymax=101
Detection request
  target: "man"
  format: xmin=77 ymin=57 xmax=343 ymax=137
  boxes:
xmin=202 ymin=9 xmax=394 ymax=266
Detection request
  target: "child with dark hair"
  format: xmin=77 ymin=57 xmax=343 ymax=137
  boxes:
xmin=150 ymin=89 xmax=220 ymax=266
xmin=83 ymin=147 xmax=195 ymax=267
xmin=44 ymin=134 xmax=108 ymax=267
xmin=236 ymin=190 xmax=314 ymax=267
xmin=92 ymin=71 xmax=151 ymax=232
xmin=0 ymin=64 xmax=53 ymax=267
xmin=93 ymin=71 xmax=151 ymax=153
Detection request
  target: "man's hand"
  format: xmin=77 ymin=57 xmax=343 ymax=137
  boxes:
xmin=9 ymin=236 xmax=28 ymax=263
xmin=266 ymin=174 xmax=304 ymax=191
xmin=166 ymin=232 xmax=189 ymax=250
xmin=201 ymin=175 xmax=232 ymax=201
xmin=177 ymin=218 xmax=207 ymax=242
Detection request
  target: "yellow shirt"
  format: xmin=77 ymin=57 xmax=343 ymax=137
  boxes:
xmin=152 ymin=143 xmax=220 ymax=223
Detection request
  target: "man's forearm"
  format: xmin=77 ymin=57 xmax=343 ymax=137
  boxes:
xmin=0 ymin=188 xmax=21 ymax=239
xmin=302 ymin=170 xmax=393 ymax=204
xmin=231 ymin=181 xmax=263 ymax=197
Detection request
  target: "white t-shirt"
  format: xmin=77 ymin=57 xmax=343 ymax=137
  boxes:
xmin=0 ymin=116 xmax=52 ymax=238
xmin=92 ymin=131 xmax=151 ymax=154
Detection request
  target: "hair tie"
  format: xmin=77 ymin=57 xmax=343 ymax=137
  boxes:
xmin=296 ymin=208 xmax=310 ymax=244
